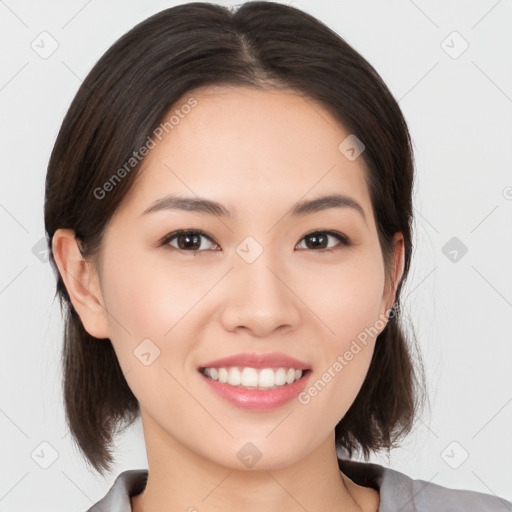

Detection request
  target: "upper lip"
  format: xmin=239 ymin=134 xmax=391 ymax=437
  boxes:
xmin=198 ymin=352 xmax=311 ymax=370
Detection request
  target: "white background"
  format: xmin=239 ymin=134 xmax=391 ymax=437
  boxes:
xmin=1 ymin=0 xmax=511 ymax=510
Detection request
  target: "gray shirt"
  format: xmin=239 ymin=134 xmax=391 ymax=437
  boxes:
xmin=86 ymin=458 xmax=512 ymax=511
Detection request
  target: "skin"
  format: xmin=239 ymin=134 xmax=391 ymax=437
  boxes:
xmin=53 ymin=85 xmax=404 ymax=512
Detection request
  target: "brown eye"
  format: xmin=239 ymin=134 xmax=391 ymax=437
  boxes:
xmin=161 ymin=230 xmax=218 ymax=251
xmin=296 ymin=231 xmax=350 ymax=251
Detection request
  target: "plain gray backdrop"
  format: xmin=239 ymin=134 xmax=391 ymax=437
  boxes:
xmin=1 ymin=0 xmax=511 ymax=510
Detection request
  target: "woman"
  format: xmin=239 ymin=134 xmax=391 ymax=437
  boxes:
xmin=44 ymin=2 xmax=510 ymax=511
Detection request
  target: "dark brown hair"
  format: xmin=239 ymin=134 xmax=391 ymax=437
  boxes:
xmin=45 ymin=0 xmax=425 ymax=475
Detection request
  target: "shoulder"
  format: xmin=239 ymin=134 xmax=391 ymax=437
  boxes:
xmin=85 ymin=470 xmax=148 ymax=512
xmin=381 ymin=467 xmax=511 ymax=512
xmin=338 ymin=457 xmax=512 ymax=512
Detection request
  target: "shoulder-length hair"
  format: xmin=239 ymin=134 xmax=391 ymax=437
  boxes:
xmin=45 ymin=0 xmax=425 ymax=475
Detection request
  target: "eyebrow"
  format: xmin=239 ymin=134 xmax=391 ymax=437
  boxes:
xmin=141 ymin=193 xmax=367 ymax=223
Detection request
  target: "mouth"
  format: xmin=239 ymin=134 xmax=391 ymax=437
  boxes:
xmin=198 ymin=366 xmax=312 ymax=390
xmin=197 ymin=352 xmax=312 ymax=410
xmin=197 ymin=362 xmax=313 ymax=411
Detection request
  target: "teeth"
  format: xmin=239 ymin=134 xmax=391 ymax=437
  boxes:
xmin=241 ymin=367 xmax=258 ymax=387
xmin=203 ymin=366 xmax=304 ymax=389
xmin=218 ymin=367 xmax=229 ymax=383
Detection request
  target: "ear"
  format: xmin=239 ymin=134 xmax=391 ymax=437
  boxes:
xmin=52 ymin=229 xmax=110 ymax=339
xmin=380 ymin=232 xmax=405 ymax=317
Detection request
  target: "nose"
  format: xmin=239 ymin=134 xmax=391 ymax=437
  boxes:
xmin=219 ymin=251 xmax=301 ymax=337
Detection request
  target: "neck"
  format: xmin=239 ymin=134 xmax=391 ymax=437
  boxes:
xmin=131 ymin=412 xmax=377 ymax=512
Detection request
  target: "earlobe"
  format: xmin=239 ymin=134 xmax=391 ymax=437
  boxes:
xmin=51 ymin=229 xmax=110 ymax=339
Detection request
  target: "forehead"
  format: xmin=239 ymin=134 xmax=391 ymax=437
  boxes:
xmin=118 ymin=85 xmax=372 ymax=221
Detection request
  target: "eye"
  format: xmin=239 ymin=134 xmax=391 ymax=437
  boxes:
xmin=159 ymin=230 xmax=219 ymax=252
xmin=158 ymin=229 xmax=351 ymax=254
xmin=295 ymin=230 xmax=351 ymax=252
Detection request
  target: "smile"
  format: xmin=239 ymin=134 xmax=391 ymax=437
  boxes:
xmin=199 ymin=367 xmax=312 ymax=411
xmin=201 ymin=366 xmax=305 ymax=390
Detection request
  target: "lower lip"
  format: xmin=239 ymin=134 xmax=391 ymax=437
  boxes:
xmin=199 ymin=370 xmax=312 ymax=411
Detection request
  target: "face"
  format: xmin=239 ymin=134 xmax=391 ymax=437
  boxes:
xmin=79 ymin=86 xmax=402 ymax=470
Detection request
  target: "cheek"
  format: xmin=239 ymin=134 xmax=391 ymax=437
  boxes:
xmin=98 ymin=252 xmax=196 ymax=408
xmin=98 ymin=246 xmax=217 ymax=393
xmin=295 ymin=258 xmax=383 ymax=431
xmin=296 ymin=249 xmax=386 ymax=343
xmin=100 ymin=245 xmax=207 ymax=340
xmin=293 ymin=249 xmax=385 ymax=413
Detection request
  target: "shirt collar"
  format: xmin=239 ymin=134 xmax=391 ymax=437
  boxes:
xmin=88 ymin=459 xmax=415 ymax=512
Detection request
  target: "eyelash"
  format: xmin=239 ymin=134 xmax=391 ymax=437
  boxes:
xmin=158 ymin=229 xmax=351 ymax=254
